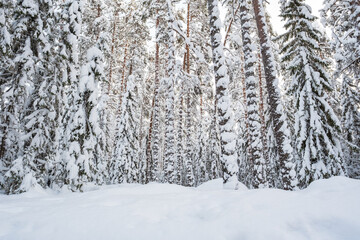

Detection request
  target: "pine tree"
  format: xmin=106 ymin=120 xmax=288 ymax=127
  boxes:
xmin=280 ymin=0 xmax=346 ymax=188
xmin=163 ymin=0 xmax=177 ymax=184
xmin=110 ymin=1 xmax=149 ymax=184
xmin=221 ymin=1 xmax=248 ymax=186
xmin=239 ymin=0 xmax=267 ymax=188
xmin=253 ymin=0 xmax=297 ymax=190
xmin=207 ymin=0 xmax=238 ymax=188
xmin=130 ymin=3 xmax=151 ymax=185
xmin=146 ymin=0 xmax=164 ymax=183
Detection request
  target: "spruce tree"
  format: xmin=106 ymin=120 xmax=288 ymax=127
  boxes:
xmin=280 ymin=0 xmax=346 ymax=188
xmin=0 ymin=0 xmax=14 ymax=188
xmin=21 ymin=0 xmax=60 ymax=189
xmin=4 ymin=0 xmax=52 ymax=193
xmin=111 ymin=75 xmax=140 ymax=184
xmin=62 ymin=0 xmax=87 ymax=191
xmin=322 ymin=0 xmax=360 ymax=179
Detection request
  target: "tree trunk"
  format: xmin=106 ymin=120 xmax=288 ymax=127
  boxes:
xmin=176 ymin=97 xmax=184 ymax=184
xmin=252 ymin=0 xmax=296 ymax=190
xmin=207 ymin=0 xmax=238 ymax=186
xmin=118 ymin=44 xmax=128 ymax=110
xmin=239 ymin=0 xmax=267 ymax=188
xmin=164 ymin=0 xmax=176 ymax=184
xmin=186 ymin=2 xmax=190 ymax=74
xmin=148 ymin=7 xmax=161 ymax=182
xmin=257 ymin=52 xmax=269 ymax=169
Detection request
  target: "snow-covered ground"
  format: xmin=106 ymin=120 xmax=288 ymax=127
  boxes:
xmin=0 ymin=177 xmax=359 ymax=240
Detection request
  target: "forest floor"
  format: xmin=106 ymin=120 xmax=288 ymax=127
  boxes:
xmin=0 ymin=177 xmax=359 ymax=240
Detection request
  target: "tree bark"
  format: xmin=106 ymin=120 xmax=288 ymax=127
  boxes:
xmin=207 ymin=0 xmax=238 ymax=186
xmin=252 ymin=0 xmax=296 ymax=190
xmin=239 ymin=0 xmax=267 ymax=188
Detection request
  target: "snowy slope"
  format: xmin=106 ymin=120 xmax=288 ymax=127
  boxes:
xmin=0 ymin=177 xmax=359 ymax=240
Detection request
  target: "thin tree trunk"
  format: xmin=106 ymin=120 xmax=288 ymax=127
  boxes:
xmin=145 ymin=107 xmax=154 ymax=183
xmin=0 ymin=115 xmax=9 ymax=159
xmin=257 ymin=52 xmax=267 ymax=161
xmin=147 ymin=5 xmax=161 ymax=183
xmin=240 ymin=53 xmax=249 ymax=133
xmin=223 ymin=3 xmax=240 ymax=47
xmin=183 ymin=52 xmax=187 ymax=71
xmin=108 ymin=11 xmax=118 ymax=94
xmin=176 ymin=97 xmax=184 ymax=184
xmin=186 ymin=2 xmax=190 ymax=74
xmin=185 ymin=93 xmax=195 ymax=186
xmin=118 ymin=44 xmax=128 ymax=109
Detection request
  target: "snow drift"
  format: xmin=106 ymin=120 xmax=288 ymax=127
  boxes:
xmin=0 ymin=177 xmax=359 ymax=240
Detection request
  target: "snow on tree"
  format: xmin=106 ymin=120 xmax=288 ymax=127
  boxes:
xmin=340 ymin=75 xmax=360 ymax=178
xmin=77 ymin=42 xmax=107 ymax=187
xmin=183 ymin=74 xmax=196 ymax=187
xmin=64 ymin=0 xmax=108 ymax=190
xmin=163 ymin=0 xmax=177 ymax=184
xmin=207 ymin=107 xmax=221 ymax=180
xmin=280 ymin=0 xmax=346 ymax=188
xmin=3 ymin=0 xmax=57 ymax=193
xmin=321 ymin=0 xmax=360 ymax=179
xmin=252 ymin=0 xmax=297 ymax=190
xmin=110 ymin=1 xmax=149 ymax=184
xmin=239 ymin=0 xmax=268 ymax=188
xmin=0 ymin=0 xmax=355 ymax=194
xmin=111 ymin=75 xmax=140 ymax=184
xmin=145 ymin=0 xmax=164 ymax=183
xmin=0 ymin=0 xmax=14 ymax=188
xmin=21 ymin=0 xmax=63 ymax=190
xmin=175 ymin=95 xmax=185 ymax=185
xmin=60 ymin=0 xmax=86 ymax=191
xmin=207 ymin=0 xmax=238 ymax=188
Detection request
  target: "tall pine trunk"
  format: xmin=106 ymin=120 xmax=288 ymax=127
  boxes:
xmin=207 ymin=0 xmax=238 ymax=187
xmin=163 ymin=0 xmax=176 ymax=184
xmin=252 ymin=0 xmax=296 ymax=190
xmin=239 ymin=0 xmax=267 ymax=188
xmin=146 ymin=2 xmax=161 ymax=183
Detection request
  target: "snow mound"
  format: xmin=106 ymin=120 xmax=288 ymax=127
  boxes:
xmin=196 ymin=178 xmax=224 ymax=190
xmin=305 ymin=176 xmax=359 ymax=192
xmin=0 ymin=177 xmax=359 ymax=240
xmin=196 ymin=178 xmax=248 ymax=191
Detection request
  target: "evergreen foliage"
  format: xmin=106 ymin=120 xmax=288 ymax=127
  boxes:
xmin=0 ymin=0 xmax=352 ymax=193
xmin=280 ymin=0 xmax=346 ymax=188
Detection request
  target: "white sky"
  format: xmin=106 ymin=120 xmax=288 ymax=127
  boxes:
xmin=267 ymin=0 xmax=324 ymax=34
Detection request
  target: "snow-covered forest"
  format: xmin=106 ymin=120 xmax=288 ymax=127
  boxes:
xmin=0 ymin=0 xmax=359 ymax=194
